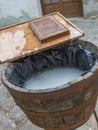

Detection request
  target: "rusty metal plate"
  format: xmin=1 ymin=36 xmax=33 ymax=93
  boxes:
xmin=29 ymin=16 xmax=70 ymax=43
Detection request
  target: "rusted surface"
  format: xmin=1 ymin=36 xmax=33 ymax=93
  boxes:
xmin=29 ymin=15 xmax=70 ymax=42
xmin=0 ymin=12 xmax=84 ymax=64
xmin=1 ymin=40 xmax=98 ymax=130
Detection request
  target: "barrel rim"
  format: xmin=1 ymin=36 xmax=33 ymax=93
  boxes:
xmin=2 ymin=64 xmax=97 ymax=94
xmin=1 ymin=39 xmax=98 ymax=94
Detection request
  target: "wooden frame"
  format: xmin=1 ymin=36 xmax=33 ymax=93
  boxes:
xmin=29 ymin=15 xmax=70 ymax=43
xmin=40 ymin=0 xmax=84 ymax=18
xmin=0 ymin=12 xmax=84 ymax=64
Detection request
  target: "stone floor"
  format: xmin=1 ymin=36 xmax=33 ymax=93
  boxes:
xmin=0 ymin=17 xmax=98 ymax=130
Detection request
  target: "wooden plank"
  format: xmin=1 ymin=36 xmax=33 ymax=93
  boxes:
xmin=63 ymin=0 xmax=83 ymax=17
xmin=0 ymin=12 xmax=84 ymax=64
xmin=40 ymin=0 xmax=83 ymax=18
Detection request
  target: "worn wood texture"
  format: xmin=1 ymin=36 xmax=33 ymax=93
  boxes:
xmin=40 ymin=0 xmax=83 ymax=18
xmin=1 ymin=40 xmax=98 ymax=130
xmin=29 ymin=15 xmax=70 ymax=43
xmin=0 ymin=12 xmax=84 ymax=64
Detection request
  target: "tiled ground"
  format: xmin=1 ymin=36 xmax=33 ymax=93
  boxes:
xmin=0 ymin=17 xmax=98 ymax=130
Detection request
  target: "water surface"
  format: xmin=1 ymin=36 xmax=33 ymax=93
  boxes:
xmin=24 ymin=66 xmax=86 ymax=90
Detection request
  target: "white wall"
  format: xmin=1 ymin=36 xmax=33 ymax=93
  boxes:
xmin=0 ymin=0 xmax=42 ymax=27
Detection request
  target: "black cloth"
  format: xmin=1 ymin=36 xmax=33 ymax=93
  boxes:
xmin=8 ymin=44 xmax=97 ymax=87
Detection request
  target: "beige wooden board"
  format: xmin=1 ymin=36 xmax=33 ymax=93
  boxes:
xmin=0 ymin=12 xmax=84 ymax=64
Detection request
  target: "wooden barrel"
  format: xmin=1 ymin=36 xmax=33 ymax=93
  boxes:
xmin=1 ymin=40 xmax=98 ymax=130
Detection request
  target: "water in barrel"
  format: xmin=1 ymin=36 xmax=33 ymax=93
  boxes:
xmin=24 ymin=66 xmax=86 ymax=90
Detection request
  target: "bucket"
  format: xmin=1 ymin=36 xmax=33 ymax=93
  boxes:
xmin=1 ymin=40 xmax=98 ymax=130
